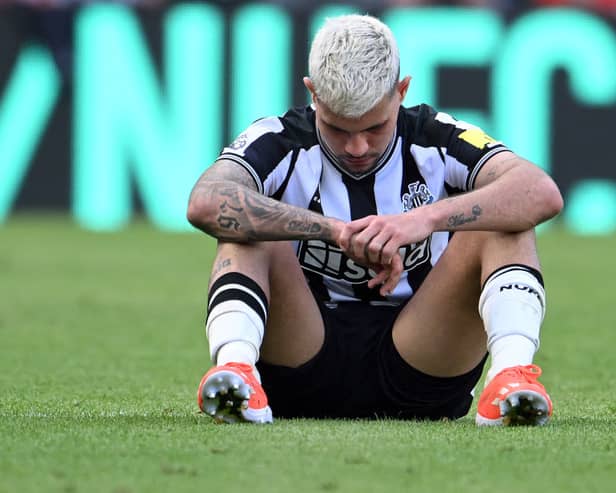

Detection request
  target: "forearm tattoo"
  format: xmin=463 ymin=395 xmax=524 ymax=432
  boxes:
xmin=217 ymin=215 xmax=241 ymax=231
xmin=287 ymin=221 xmax=322 ymax=234
xmin=447 ymin=205 xmax=483 ymax=227
xmin=212 ymin=258 xmax=232 ymax=276
xmin=216 ymin=189 xmax=244 ymax=231
xmin=190 ymin=161 xmax=334 ymax=241
xmin=203 ymin=184 xmax=331 ymax=241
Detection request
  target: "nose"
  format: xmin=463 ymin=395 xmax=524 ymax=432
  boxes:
xmin=344 ymin=132 xmax=369 ymax=157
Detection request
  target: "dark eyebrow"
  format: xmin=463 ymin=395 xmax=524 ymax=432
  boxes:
xmin=364 ymin=121 xmax=387 ymax=132
xmin=322 ymin=119 xmax=388 ymax=133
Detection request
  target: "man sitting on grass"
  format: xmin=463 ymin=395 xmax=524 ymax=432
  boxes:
xmin=187 ymin=14 xmax=563 ymax=425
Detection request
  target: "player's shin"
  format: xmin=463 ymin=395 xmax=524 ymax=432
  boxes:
xmin=206 ymin=272 xmax=268 ymax=379
xmin=478 ymin=264 xmax=546 ymax=384
xmin=199 ymin=272 xmax=273 ymax=423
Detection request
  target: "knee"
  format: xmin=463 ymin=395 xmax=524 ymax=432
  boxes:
xmin=447 ymin=229 xmax=538 ymax=271
xmin=481 ymin=229 xmax=537 ymax=251
xmin=216 ymin=240 xmax=286 ymax=256
xmin=473 ymin=230 xmax=540 ymax=280
xmin=214 ymin=240 xmax=299 ymax=273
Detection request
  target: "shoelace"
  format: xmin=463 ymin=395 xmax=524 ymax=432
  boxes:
xmin=500 ymin=364 xmax=542 ymax=382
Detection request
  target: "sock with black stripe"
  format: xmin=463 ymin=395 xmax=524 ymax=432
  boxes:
xmin=206 ymin=272 xmax=268 ymax=380
xmin=479 ymin=264 xmax=546 ymax=384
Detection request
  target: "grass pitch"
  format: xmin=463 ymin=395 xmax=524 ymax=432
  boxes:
xmin=1 ymin=214 xmax=615 ymax=493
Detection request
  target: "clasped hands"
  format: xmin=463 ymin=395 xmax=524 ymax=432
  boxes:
xmin=336 ymin=212 xmax=432 ymax=297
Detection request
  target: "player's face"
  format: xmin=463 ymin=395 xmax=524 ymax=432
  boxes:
xmin=313 ymin=78 xmax=409 ymax=175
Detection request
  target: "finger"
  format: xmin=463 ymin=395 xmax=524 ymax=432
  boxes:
xmin=350 ymin=224 xmax=383 ymax=261
xmin=367 ymin=268 xmax=389 ymax=289
xmin=350 ymin=231 xmax=374 ymax=263
xmin=367 ymin=232 xmax=394 ymax=265
xmin=380 ymin=240 xmax=398 ymax=266
xmin=390 ymin=253 xmax=404 ymax=279
xmin=379 ymin=274 xmax=396 ymax=297
xmin=338 ymin=216 xmax=372 ymax=249
xmin=345 ymin=232 xmax=366 ymax=263
xmin=379 ymin=255 xmax=404 ymax=296
xmin=366 ymin=241 xmax=382 ymax=265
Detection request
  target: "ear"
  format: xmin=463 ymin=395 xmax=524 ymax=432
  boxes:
xmin=397 ymin=76 xmax=411 ymax=102
xmin=303 ymin=77 xmax=318 ymax=103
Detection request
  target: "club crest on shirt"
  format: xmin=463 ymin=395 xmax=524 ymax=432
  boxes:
xmin=402 ymin=181 xmax=434 ymax=212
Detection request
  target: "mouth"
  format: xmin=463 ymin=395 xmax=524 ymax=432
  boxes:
xmin=341 ymin=156 xmax=375 ymax=169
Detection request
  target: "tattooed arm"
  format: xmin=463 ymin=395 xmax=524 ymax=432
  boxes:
xmin=426 ymin=151 xmax=563 ymax=233
xmin=338 ymin=151 xmax=563 ymax=295
xmin=341 ymin=151 xmax=563 ymax=258
xmin=187 ymin=159 xmax=344 ymax=242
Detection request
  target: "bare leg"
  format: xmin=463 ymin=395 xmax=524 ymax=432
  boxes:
xmin=392 ymin=230 xmax=540 ymax=377
xmin=198 ymin=240 xmax=325 ymax=422
xmin=208 ymin=240 xmax=324 ymax=367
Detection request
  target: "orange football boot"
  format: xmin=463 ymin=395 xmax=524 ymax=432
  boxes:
xmin=198 ymin=362 xmax=273 ymax=424
xmin=476 ymin=364 xmax=553 ymax=426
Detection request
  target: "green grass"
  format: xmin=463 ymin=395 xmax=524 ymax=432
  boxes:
xmin=1 ymin=214 xmax=615 ymax=493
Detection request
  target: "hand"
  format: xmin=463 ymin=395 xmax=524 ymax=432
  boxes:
xmin=337 ymin=212 xmax=434 ymax=295
xmin=367 ymin=257 xmax=404 ymax=297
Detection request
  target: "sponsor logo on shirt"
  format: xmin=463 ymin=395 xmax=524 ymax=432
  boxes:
xmin=298 ymin=239 xmax=431 ymax=284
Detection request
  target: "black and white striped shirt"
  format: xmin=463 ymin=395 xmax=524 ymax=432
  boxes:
xmin=217 ymin=104 xmax=509 ymax=304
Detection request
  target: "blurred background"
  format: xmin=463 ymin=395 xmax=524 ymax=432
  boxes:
xmin=1 ymin=0 xmax=615 ymax=234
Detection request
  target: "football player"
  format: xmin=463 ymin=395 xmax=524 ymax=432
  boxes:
xmin=187 ymin=14 xmax=563 ymax=425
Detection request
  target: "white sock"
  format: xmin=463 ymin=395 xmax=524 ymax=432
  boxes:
xmin=216 ymin=338 xmax=262 ymax=383
xmin=486 ymin=335 xmax=536 ymax=382
xmin=479 ymin=265 xmax=546 ymax=384
xmin=212 ymin=317 xmax=259 ymax=366
xmin=205 ymin=273 xmax=268 ymax=380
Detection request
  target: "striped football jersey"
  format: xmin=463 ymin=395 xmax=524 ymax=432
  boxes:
xmin=216 ymin=104 xmax=509 ymax=304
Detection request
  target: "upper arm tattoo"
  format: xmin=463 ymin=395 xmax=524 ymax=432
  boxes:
xmin=474 ymin=151 xmax=519 ymax=189
xmin=200 ymin=160 xmax=258 ymax=190
xmin=189 ymin=162 xmax=335 ymax=242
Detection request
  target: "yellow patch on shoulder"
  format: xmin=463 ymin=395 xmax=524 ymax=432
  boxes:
xmin=458 ymin=129 xmax=496 ymax=149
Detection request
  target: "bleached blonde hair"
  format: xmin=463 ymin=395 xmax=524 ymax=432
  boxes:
xmin=308 ymin=14 xmax=400 ymax=118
